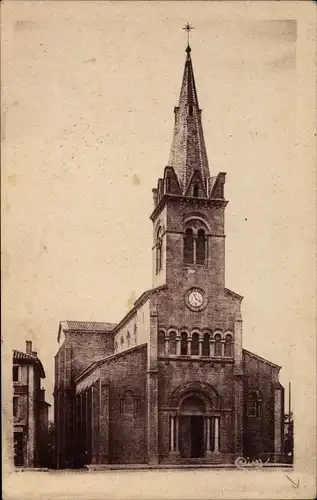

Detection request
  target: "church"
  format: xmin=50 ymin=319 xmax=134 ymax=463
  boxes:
xmin=54 ymin=41 xmax=284 ymax=468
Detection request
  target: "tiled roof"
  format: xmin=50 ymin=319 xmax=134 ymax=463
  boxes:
xmin=13 ymin=350 xmax=46 ymax=378
xmin=225 ymin=288 xmax=244 ymax=301
xmin=58 ymin=320 xmax=117 ymax=343
xmin=62 ymin=321 xmax=117 ymax=332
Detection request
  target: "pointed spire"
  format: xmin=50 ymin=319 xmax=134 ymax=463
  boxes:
xmin=168 ymin=43 xmax=210 ymax=194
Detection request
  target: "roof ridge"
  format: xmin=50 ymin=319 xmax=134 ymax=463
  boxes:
xmin=243 ymin=348 xmax=281 ymax=369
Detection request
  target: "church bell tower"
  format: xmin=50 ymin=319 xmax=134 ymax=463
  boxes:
xmin=151 ymin=42 xmax=227 ymax=297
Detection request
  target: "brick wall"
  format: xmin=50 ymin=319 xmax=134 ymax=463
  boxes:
xmin=152 ymin=195 xmax=227 ymax=292
xmin=155 ymin=286 xmax=240 ymax=336
xmin=54 ymin=330 xmax=114 ymax=468
xmin=67 ymin=332 xmax=114 ymax=380
xmin=101 ymin=346 xmax=147 ymax=464
xmin=243 ymin=351 xmax=281 ymax=458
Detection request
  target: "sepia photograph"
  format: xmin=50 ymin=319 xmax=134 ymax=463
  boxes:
xmin=2 ymin=1 xmax=316 ymax=499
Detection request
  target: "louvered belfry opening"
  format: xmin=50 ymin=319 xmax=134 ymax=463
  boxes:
xmin=184 ymin=228 xmax=194 ymax=264
xmin=196 ymin=229 xmax=206 ymax=265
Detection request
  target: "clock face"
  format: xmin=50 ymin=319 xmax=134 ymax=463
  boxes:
xmin=186 ymin=288 xmax=207 ymax=311
xmin=188 ymin=290 xmax=204 ymax=307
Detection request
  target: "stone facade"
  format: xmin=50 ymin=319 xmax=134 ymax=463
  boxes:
xmin=13 ymin=341 xmax=50 ymax=467
xmin=54 ymin=44 xmax=284 ymax=468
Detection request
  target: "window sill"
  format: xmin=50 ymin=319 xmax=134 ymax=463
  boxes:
xmin=183 ymin=264 xmax=208 ymax=269
xmin=159 ymin=355 xmax=233 ymax=363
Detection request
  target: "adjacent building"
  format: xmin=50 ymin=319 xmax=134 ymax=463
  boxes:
xmin=54 ymin=43 xmax=284 ymax=468
xmin=13 ymin=340 xmax=51 ymax=467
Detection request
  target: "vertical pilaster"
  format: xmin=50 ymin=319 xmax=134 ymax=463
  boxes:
xmin=220 ymin=339 xmax=225 ymax=357
xmin=27 ymin=365 xmax=35 ymax=467
xmin=210 ymin=339 xmax=215 ymax=357
xmin=147 ymin=305 xmax=159 ymax=464
xmin=234 ymin=312 xmax=243 ymax=373
xmin=79 ymin=393 xmax=83 ymax=465
xmin=169 ymin=414 xmax=180 ymax=459
xmin=205 ymin=417 xmax=211 ymax=454
xmin=233 ymin=312 xmax=244 ymax=456
xmin=99 ymin=380 xmax=109 ymax=463
xmin=274 ymin=386 xmax=283 ymax=457
xmin=147 ymin=371 xmax=159 ymax=464
xmin=176 ymin=335 xmax=181 ymax=356
xmin=170 ymin=416 xmax=175 ymax=451
xmin=198 ymin=339 xmax=203 ymax=356
xmin=85 ymin=389 xmax=90 ymax=463
xmin=164 ymin=334 xmax=169 ymax=356
xmin=214 ymin=417 xmax=220 ymax=453
xmin=175 ymin=415 xmax=179 ymax=453
xmin=187 ymin=334 xmax=192 ymax=356
xmin=91 ymin=386 xmax=96 ymax=464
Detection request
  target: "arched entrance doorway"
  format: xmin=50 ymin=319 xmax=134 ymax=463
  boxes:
xmin=179 ymin=395 xmax=205 ymax=458
xmin=168 ymin=382 xmax=221 ymax=461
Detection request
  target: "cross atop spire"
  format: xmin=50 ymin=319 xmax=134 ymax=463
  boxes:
xmin=182 ymin=22 xmax=194 ymax=49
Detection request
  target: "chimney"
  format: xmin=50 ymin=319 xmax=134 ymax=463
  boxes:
xmin=32 ymin=351 xmax=37 ymax=357
xmin=25 ymin=340 xmax=32 ymax=354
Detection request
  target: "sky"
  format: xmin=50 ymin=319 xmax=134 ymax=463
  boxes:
xmin=2 ymin=1 xmax=316 ymax=415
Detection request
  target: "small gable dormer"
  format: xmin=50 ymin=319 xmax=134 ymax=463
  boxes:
xmin=164 ymin=166 xmax=181 ymax=196
xmin=184 ymin=169 xmax=207 ymax=198
xmin=152 ymin=167 xmax=182 ymax=210
xmin=209 ymin=172 xmax=226 ymax=199
xmin=157 ymin=178 xmax=164 ymax=201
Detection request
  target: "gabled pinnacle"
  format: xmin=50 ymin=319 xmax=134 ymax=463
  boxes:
xmin=168 ymin=45 xmax=210 ymax=193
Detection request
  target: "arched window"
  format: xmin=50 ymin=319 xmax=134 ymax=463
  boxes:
xmin=181 ymin=332 xmax=188 ymax=355
xmin=224 ymin=334 xmax=233 ymax=357
xmin=247 ymin=391 xmax=262 ymax=418
xmin=214 ymin=334 xmax=222 ymax=356
xmin=193 ymin=184 xmax=199 ymax=197
xmin=169 ymin=331 xmax=177 ymax=355
xmin=133 ymin=324 xmax=137 ymax=345
xmin=120 ymin=336 xmax=124 ymax=347
xmin=127 ymin=331 xmax=130 ymax=348
xmin=114 ymin=340 xmax=118 ymax=352
xmin=202 ymin=332 xmax=210 ymax=356
xmin=166 ymin=177 xmax=171 ymax=193
xmin=156 ymin=227 xmax=163 ymax=274
xmin=196 ymin=229 xmax=206 ymax=265
xmin=158 ymin=331 xmax=165 ymax=356
xmin=191 ymin=332 xmax=199 ymax=355
xmin=184 ymin=228 xmax=194 ymax=264
xmin=121 ymin=390 xmax=136 ymax=415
